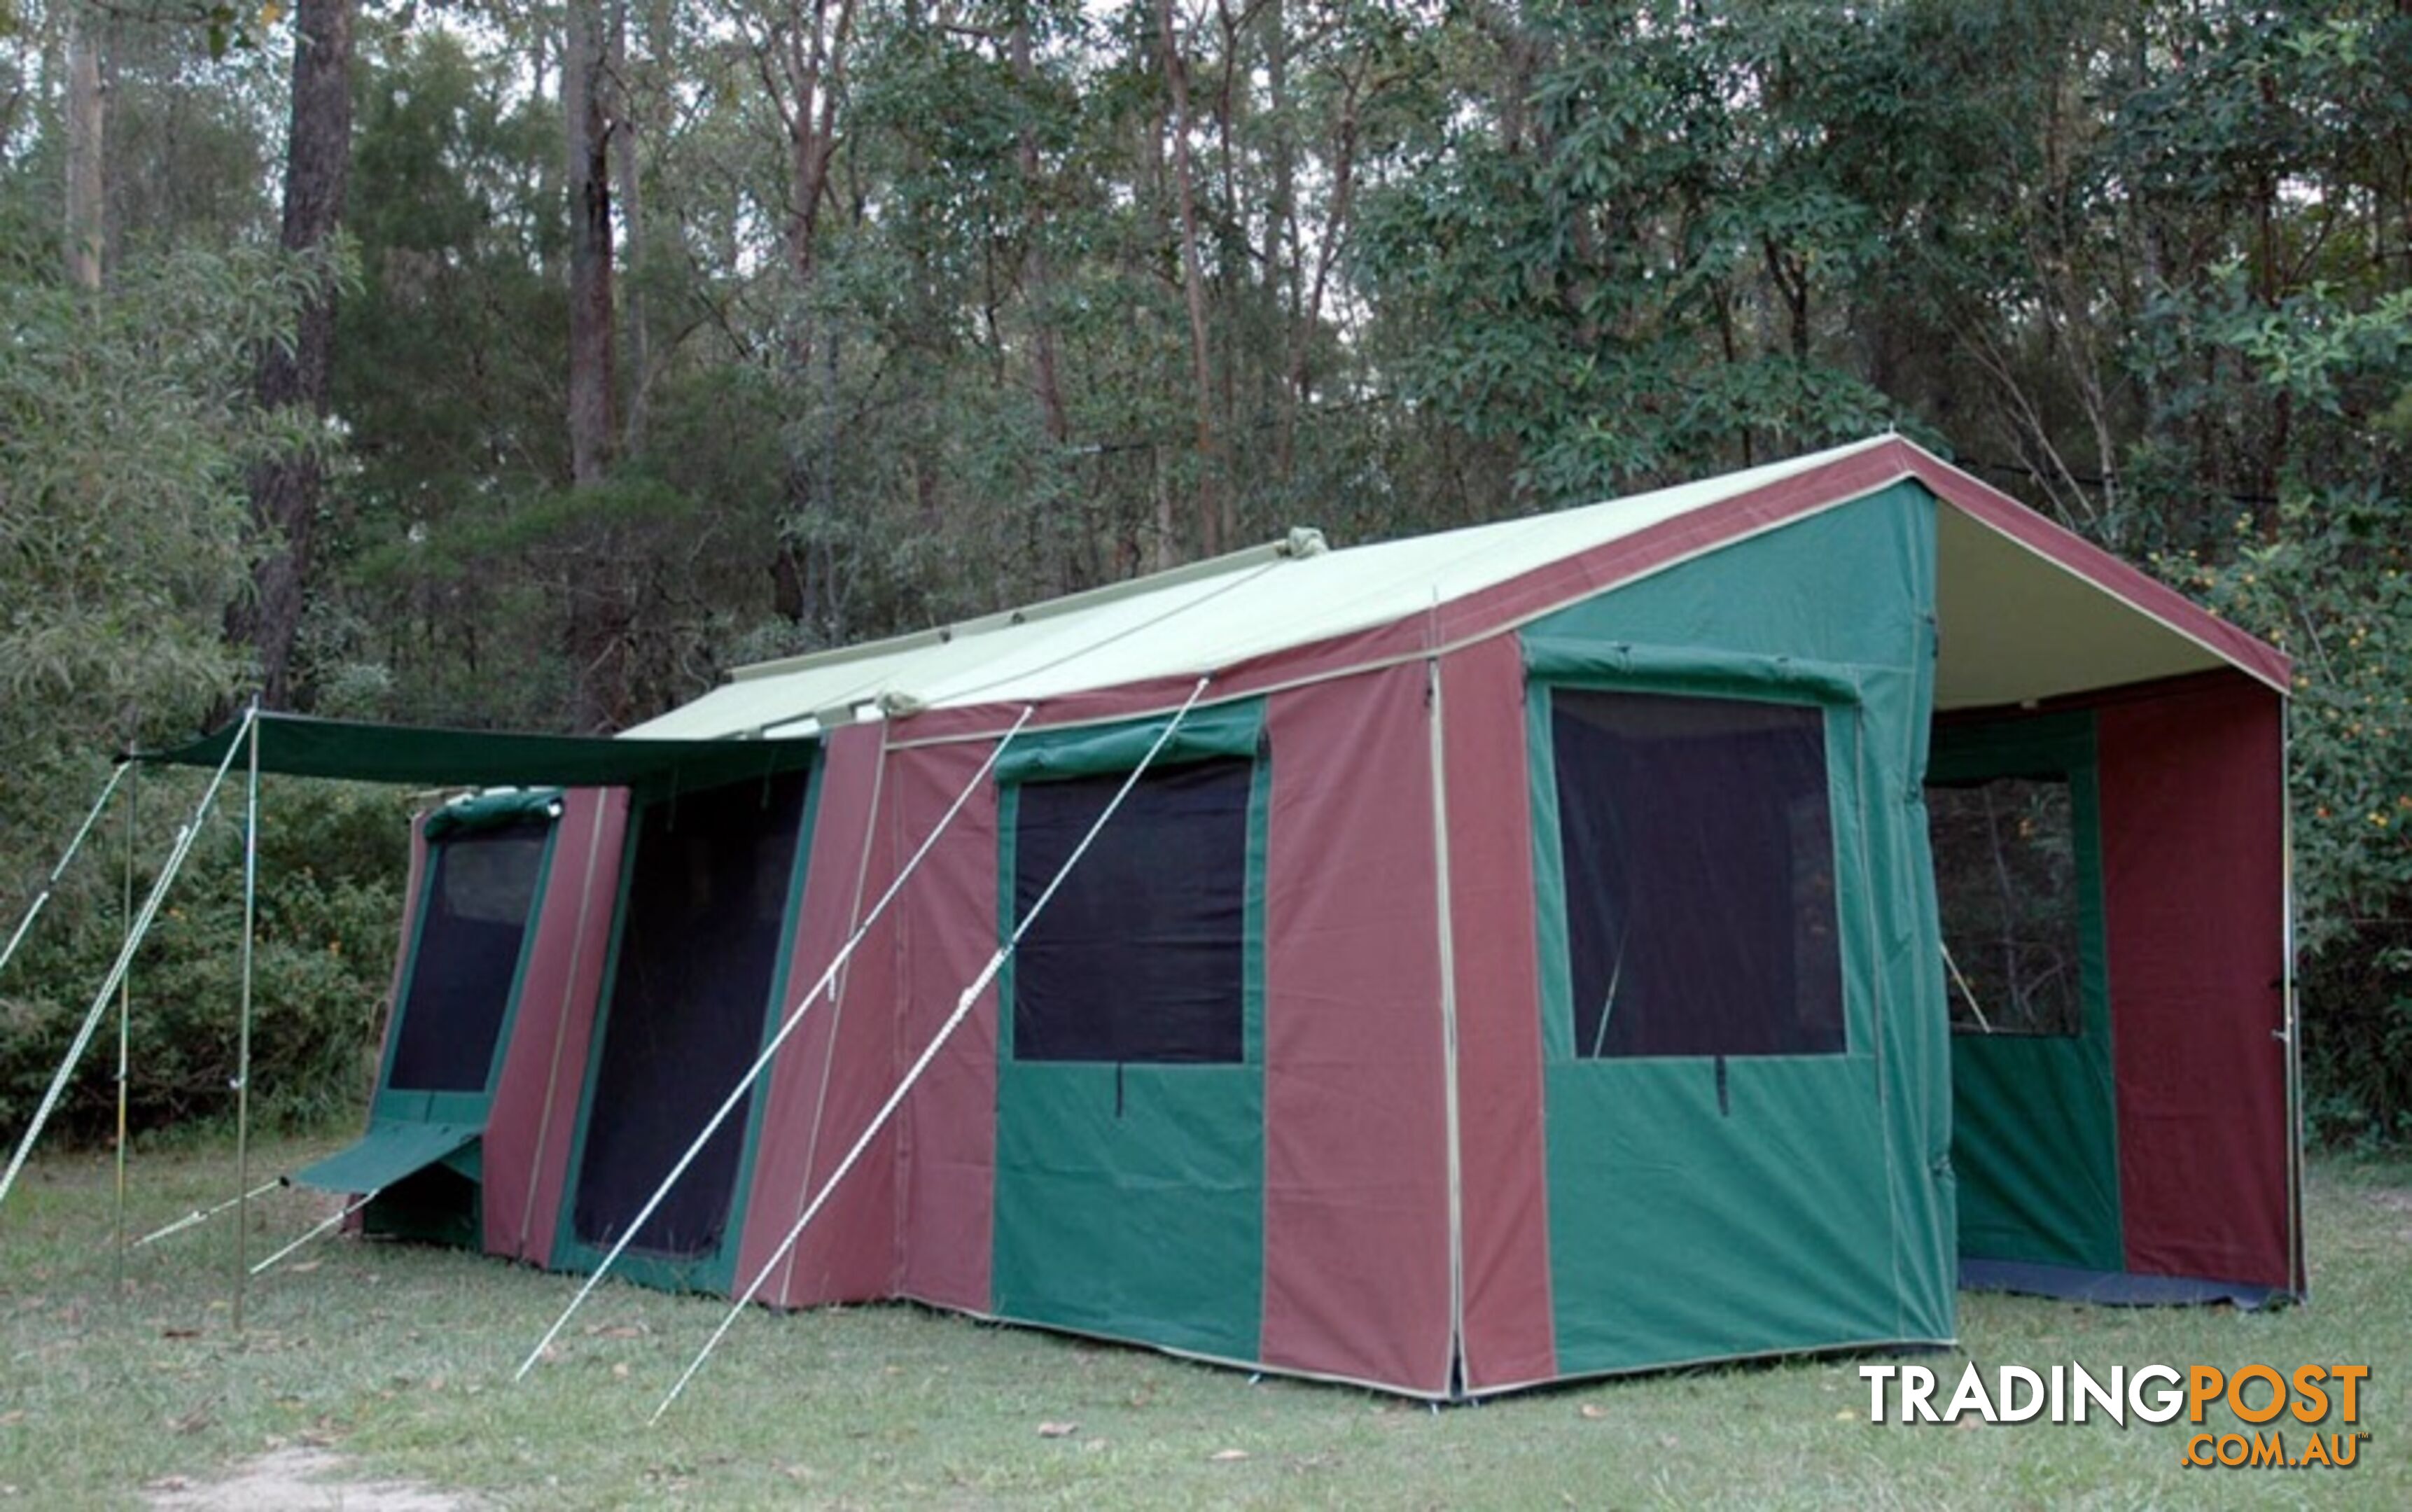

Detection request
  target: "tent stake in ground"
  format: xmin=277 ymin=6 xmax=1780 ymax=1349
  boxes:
xmin=0 ymin=706 xmax=256 ymax=1217
xmin=652 ymin=678 xmax=1211 ymax=1424
xmin=515 ymin=706 xmax=1036 ymax=1380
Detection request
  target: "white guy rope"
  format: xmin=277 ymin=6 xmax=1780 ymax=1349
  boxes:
xmin=130 ymin=1178 xmax=283 ymax=1250
xmin=0 ymin=762 xmax=132 ymax=987
xmin=513 ymin=705 xmax=1037 ymax=1380
xmin=650 ymin=676 xmax=1213 ymax=1424
xmin=250 ymin=1189 xmax=379 ymax=1275
xmin=0 ymin=709 xmax=256 ymax=1215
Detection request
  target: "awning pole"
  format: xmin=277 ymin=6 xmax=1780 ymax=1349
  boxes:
xmin=0 ymin=708 xmax=256 ymax=1216
xmin=515 ymin=705 xmax=1037 ymax=1381
xmin=232 ymin=701 xmax=262 ymax=1331
xmin=0 ymin=760 xmax=131 ymax=988
xmin=651 ymin=677 xmax=1211 ymax=1424
xmin=113 ymin=762 xmax=139 ymax=1301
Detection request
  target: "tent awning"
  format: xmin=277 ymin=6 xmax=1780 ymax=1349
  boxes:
xmin=132 ymin=711 xmax=813 ymax=791
xmin=290 ymin=1120 xmax=482 ymax=1194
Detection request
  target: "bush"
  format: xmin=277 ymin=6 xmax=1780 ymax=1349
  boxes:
xmin=0 ymin=777 xmax=408 ymax=1144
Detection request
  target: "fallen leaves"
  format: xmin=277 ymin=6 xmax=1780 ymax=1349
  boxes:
xmin=1036 ymin=1421 xmax=1078 ymax=1438
xmin=1577 ymin=1403 xmax=1608 ymax=1420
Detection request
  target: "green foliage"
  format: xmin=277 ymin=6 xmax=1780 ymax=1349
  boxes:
xmin=0 ymin=780 xmax=407 ymax=1142
xmin=2179 ymin=272 xmax=2412 ymax=1144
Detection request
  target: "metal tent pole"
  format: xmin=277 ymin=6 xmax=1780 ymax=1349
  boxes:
xmin=0 ymin=761 xmax=131 ymax=988
xmin=113 ymin=762 xmax=139 ymax=1299
xmin=515 ymin=706 xmax=1036 ymax=1380
xmin=232 ymin=703 xmax=262 ymax=1331
xmin=0 ymin=710 xmax=254 ymax=1215
xmin=652 ymin=678 xmax=1211 ymax=1424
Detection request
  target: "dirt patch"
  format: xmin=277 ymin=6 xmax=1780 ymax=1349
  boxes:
xmin=144 ymin=1448 xmax=475 ymax=1511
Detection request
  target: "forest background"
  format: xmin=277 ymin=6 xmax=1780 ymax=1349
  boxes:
xmin=1 ymin=0 xmax=2406 ymax=1146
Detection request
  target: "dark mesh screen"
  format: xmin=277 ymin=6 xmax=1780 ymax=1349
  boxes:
xmin=1927 ymin=776 xmax=2082 ymax=1036
xmin=385 ymin=819 xmax=550 ymax=1093
xmin=1551 ymin=690 xmax=1843 ymax=1058
xmin=1012 ymin=757 xmax=1249 ymax=1063
xmin=571 ymin=771 xmax=809 ymax=1258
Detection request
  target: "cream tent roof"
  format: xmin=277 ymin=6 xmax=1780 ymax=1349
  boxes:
xmin=627 ymin=435 xmax=2285 ymax=742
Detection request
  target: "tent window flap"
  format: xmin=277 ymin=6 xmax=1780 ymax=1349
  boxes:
xmin=1011 ymin=757 xmax=1250 ymax=1064
xmin=385 ymin=819 xmax=551 ymax=1093
xmin=1549 ymin=689 xmax=1844 ymax=1059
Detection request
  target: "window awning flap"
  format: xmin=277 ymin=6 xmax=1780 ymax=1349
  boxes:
xmin=290 ymin=1120 xmax=482 ymax=1194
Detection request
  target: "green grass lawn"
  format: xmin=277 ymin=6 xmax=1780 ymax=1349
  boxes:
xmin=0 ymin=1135 xmax=2401 ymax=1508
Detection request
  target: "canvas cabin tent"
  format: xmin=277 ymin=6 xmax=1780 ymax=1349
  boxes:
xmin=207 ymin=434 xmax=2294 ymax=1399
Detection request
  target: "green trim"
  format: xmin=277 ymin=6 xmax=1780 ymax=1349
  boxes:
xmin=422 ymin=789 xmax=563 ymax=842
xmin=990 ymin=700 xmax=1264 ymax=785
xmin=547 ymin=758 xmax=823 ymax=1293
xmin=1934 ymin=713 xmax=2124 ymax=1273
xmin=991 ymin=702 xmax=1269 ymax=1358
xmin=1521 ymin=637 xmax=1866 ymax=706
xmin=370 ymin=815 xmax=563 ymax=1130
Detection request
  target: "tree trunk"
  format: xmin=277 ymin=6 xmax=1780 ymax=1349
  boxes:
xmin=1012 ymin=4 xmax=1069 ymax=444
xmin=564 ymin=0 xmax=623 ymax=730
xmin=229 ymin=0 xmax=352 ymax=710
xmin=1158 ymin=0 xmax=1222 ymax=559
xmin=765 ymin=0 xmax=856 ymax=634
xmin=63 ymin=6 xmax=103 ymax=290
xmin=564 ymin=0 xmax=615 ymax=487
xmin=614 ymin=0 xmax=651 ymax=456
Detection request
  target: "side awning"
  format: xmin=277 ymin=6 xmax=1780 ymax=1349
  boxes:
xmin=291 ymin=1121 xmax=482 ymax=1194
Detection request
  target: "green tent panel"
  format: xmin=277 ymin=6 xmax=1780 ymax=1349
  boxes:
xmin=291 ymin=1121 xmax=482 ymax=1195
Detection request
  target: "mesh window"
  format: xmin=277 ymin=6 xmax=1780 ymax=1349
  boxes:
xmin=1927 ymin=776 xmax=2083 ymax=1036
xmin=1551 ymin=690 xmax=1843 ymax=1058
xmin=1012 ymin=757 xmax=1250 ymax=1063
xmin=385 ymin=819 xmax=550 ymax=1093
xmin=571 ymin=771 xmax=810 ymax=1258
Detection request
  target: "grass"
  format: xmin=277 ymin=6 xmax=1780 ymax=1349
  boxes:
xmin=0 ymin=1134 xmax=2403 ymax=1508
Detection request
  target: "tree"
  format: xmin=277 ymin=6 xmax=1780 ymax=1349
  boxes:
xmin=229 ymin=0 xmax=355 ymax=709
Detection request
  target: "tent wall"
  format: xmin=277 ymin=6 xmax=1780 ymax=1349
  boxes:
xmin=2100 ymin=673 xmax=2293 ymax=1294
xmin=736 ymin=722 xmax=902 ymax=1307
xmin=1510 ymin=480 xmax=1957 ymax=1378
xmin=1944 ymin=673 xmax=2293 ymax=1300
xmin=1935 ymin=713 xmax=2124 ymax=1279
xmin=891 ymin=738 xmax=1008 ymax=1312
xmin=482 ymin=788 xmax=629 ymax=1263
xmin=983 ymin=704 xmax=1270 ymax=1362
xmin=1256 ymin=664 xmax=1452 ymax=1391
xmin=1442 ymin=634 xmax=1560 ymax=1392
